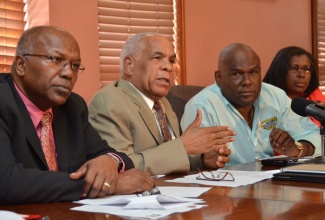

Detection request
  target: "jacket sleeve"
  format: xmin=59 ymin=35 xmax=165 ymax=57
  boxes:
xmin=0 ymin=78 xmax=133 ymax=204
xmin=88 ymin=88 xmax=193 ymax=175
xmin=74 ymin=93 xmax=134 ymax=170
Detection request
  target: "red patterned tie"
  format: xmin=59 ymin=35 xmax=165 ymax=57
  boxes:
xmin=153 ymin=102 xmax=172 ymax=142
xmin=40 ymin=112 xmax=58 ymax=171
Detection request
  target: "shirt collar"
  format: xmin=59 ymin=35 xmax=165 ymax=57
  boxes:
xmin=14 ymin=83 xmax=53 ymax=128
xmin=127 ymin=81 xmax=155 ymax=109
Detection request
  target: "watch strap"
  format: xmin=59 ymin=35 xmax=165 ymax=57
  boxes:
xmin=295 ymin=142 xmax=304 ymax=157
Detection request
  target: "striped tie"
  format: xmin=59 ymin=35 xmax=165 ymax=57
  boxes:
xmin=153 ymin=102 xmax=172 ymax=142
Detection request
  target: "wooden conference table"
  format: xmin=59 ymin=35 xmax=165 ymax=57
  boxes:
xmin=1 ymin=161 xmax=325 ymax=220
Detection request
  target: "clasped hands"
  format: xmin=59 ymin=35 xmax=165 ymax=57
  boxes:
xmin=70 ymin=155 xmax=154 ymax=198
xmin=180 ymin=109 xmax=236 ymax=169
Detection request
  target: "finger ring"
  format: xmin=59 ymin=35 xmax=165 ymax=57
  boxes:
xmin=103 ymin=182 xmax=110 ymax=188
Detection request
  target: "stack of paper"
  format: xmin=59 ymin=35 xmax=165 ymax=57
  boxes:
xmin=71 ymin=186 xmax=210 ymax=219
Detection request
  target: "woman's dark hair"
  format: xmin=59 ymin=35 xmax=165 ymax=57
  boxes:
xmin=263 ymin=46 xmax=319 ymax=98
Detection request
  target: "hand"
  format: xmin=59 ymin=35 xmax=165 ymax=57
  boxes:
xmin=203 ymin=147 xmax=231 ymax=169
xmin=269 ymin=128 xmax=297 ymax=156
xmin=69 ymin=155 xmax=119 ymax=198
xmin=180 ymin=109 xmax=236 ymax=154
xmin=114 ymin=168 xmax=154 ymax=195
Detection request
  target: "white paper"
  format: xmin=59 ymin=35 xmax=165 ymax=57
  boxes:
xmin=74 ymin=186 xmax=210 ymax=206
xmin=72 ymin=186 xmax=209 ymax=218
xmin=158 ymin=186 xmax=211 ymax=197
xmin=72 ymin=203 xmax=206 ymax=219
xmin=76 ymin=194 xmax=204 ymax=210
xmin=166 ymin=169 xmax=281 ymax=187
xmin=0 ymin=211 xmax=24 ymax=220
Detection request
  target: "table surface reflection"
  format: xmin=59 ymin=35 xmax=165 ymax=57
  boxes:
xmin=1 ymin=161 xmax=325 ymax=220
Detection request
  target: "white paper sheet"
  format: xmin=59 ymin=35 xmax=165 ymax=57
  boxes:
xmin=0 ymin=211 xmax=24 ymax=220
xmin=74 ymin=186 xmax=211 ymax=206
xmin=72 ymin=203 xmax=206 ymax=219
xmin=75 ymin=194 xmax=204 ymax=209
xmin=72 ymin=186 xmax=210 ymax=219
xmin=166 ymin=169 xmax=281 ymax=187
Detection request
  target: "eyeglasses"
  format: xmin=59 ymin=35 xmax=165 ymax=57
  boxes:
xmin=22 ymin=54 xmax=85 ymax=74
xmin=288 ymin=65 xmax=312 ymax=74
xmin=196 ymin=168 xmax=235 ymax=181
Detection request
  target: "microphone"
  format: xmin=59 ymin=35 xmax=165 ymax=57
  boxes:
xmin=291 ymin=97 xmax=325 ymax=123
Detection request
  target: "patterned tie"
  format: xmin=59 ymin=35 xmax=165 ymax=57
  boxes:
xmin=40 ymin=112 xmax=58 ymax=171
xmin=153 ymin=102 xmax=172 ymax=142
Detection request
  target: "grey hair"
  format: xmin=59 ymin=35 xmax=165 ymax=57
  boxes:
xmin=119 ymin=32 xmax=162 ymax=74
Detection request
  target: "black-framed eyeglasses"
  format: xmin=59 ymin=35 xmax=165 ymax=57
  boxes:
xmin=196 ymin=168 xmax=235 ymax=181
xmin=288 ymin=65 xmax=312 ymax=74
xmin=22 ymin=54 xmax=85 ymax=74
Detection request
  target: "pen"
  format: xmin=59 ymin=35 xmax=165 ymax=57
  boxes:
xmin=142 ymin=185 xmax=161 ymax=196
xmin=20 ymin=214 xmax=50 ymax=220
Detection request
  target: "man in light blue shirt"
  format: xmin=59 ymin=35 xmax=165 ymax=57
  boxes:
xmin=181 ymin=43 xmax=321 ymax=166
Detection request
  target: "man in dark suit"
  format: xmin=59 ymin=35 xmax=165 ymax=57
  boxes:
xmin=0 ymin=26 xmax=154 ymax=205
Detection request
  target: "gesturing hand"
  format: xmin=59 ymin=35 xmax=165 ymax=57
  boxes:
xmin=69 ymin=155 xmax=119 ymax=198
xmin=203 ymin=147 xmax=232 ymax=169
xmin=180 ymin=109 xmax=236 ymax=154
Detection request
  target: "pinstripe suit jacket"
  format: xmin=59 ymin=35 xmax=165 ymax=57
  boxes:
xmin=0 ymin=74 xmax=133 ymax=204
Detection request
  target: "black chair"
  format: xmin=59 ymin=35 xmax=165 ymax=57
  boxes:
xmin=166 ymin=85 xmax=204 ymax=123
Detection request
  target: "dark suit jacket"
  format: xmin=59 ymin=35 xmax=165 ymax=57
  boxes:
xmin=0 ymin=74 xmax=134 ymax=205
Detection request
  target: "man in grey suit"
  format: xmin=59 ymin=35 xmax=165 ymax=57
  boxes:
xmin=0 ymin=26 xmax=154 ymax=205
xmin=88 ymin=33 xmax=236 ymax=175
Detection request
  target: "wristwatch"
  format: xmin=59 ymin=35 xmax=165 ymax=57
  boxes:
xmin=295 ymin=142 xmax=304 ymax=157
xmin=106 ymin=153 xmax=123 ymax=172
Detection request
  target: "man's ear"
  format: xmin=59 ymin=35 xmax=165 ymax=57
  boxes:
xmin=15 ymin=55 xmax=26 ymax=77
xmin=215 ymin=70 xmax=221 ymax=85
xmin=123 ymin=56 xmax=134 ymax=77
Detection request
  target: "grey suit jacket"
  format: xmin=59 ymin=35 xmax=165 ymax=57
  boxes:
xmin=88 ymin=78 xmax=202 ymax=175
xmin=0 ymin=74 xmax=134 ymax=204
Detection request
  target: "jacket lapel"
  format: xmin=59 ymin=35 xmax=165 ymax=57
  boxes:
xmin=52 ymin=107 xmax=69 ymax=172
xmin=8 ymin=78 xmax=49 ymax=169
xmin=118 ymin=79 xmax=163 ymax=144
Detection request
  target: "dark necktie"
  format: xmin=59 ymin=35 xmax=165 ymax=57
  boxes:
xmin=40 ymin=112 xmax=58 ymax=171
xmin=153 ymin=102 xmax=172 ymax=142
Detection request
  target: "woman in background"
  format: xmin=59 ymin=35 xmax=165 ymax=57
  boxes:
xmin=263 ymin=46 xmax=325 ymax=126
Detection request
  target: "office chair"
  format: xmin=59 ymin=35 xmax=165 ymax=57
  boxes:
xmin=166 ymin=85 xmax=204 ymax=124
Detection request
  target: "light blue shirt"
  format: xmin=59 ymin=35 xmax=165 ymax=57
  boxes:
xmin=181 ymin=83 xmax=321 ymax=166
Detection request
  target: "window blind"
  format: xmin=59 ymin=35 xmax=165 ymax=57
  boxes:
xmin=98 ymin=0 xmax=183 ymax=87
xmin=0 ymin=0 xmax=26 ymax=73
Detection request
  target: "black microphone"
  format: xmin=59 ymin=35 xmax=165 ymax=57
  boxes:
xmin=291 ymin=97 xmax=325 ymax=123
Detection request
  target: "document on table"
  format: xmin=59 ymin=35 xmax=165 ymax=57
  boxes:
xmin=0 ymin=211 xmax=24 ymax=220
xmin=72 ymin=203 xmax=206 ymax=219
xmin=166 ymin=170 xmax=281 ymax=187
xmin=71 ymin=186 xmax=210 ymax=219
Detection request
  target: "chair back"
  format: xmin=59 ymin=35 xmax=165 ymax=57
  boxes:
xmin=166 ymin=85 xmax=204 ymax=123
